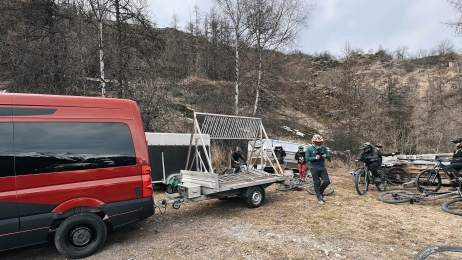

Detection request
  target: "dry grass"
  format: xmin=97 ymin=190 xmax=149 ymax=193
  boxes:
xmin=148 ymin=165 xmax=462 ymax=259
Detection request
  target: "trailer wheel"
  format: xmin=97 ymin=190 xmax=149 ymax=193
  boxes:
xmin=245 ymin=186 xmax=265 ymax=208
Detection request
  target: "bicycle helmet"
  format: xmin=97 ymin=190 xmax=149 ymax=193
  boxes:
xmin=361 ymin=142 xmax=372 ymax=150
xmin=375 ymin=143 xmax=383 ymax=148
xmin=298 ymin=145 xmax=304 ymax=150
xmin=451 ymin=137 xmax=462 ymax=143
xmin=312 ymin=134 xmax=323 ymax=142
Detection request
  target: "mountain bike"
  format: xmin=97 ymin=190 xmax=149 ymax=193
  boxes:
xmin=414 ymin=245 xmax=462 ymax=259
xmin=275 ymin=172 xmax=311 ymax=191
xmin=352 ymin=161 xmax=387 ymax=195
xmin=305 ymin=174 xmax=334 ymax=196
xmin=377 ymin=180 xmax=461 ymax=204
xmin=222 ymin=162 xmax=247 ymax=175
xmin=349 ymin=164 xmax=410 ymax=186
xmin=415 ymin=159 xmax=460 ymax=192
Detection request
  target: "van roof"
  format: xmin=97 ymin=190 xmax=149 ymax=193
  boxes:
xmin=2 ymin=93 xmax=135 ymax=109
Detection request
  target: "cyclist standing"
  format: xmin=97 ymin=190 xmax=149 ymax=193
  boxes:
xmin=295 ymin=145 xmax=307 ymax=181
xmin=357 ymin=142 xmax=382 ymax=182
xmin=446 ymin=137 xmax=462 ymax=179
xmin=231 ymin=146 xmax=246 ymax=174
xmin=306 ymin=134 xmax=331 ymax=205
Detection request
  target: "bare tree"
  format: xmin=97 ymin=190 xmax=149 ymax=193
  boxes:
xmin=245 ymin=0 xmax=313 ymax=115
xmin=77 ymin=0 xmax=111 ymax=97
xmin=214 ymin=0 xmax=249 ymax=115
xmin=394 ymin=45 xmax=408 ymax=60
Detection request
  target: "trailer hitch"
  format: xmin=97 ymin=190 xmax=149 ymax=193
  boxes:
xmin=153 ymin=193 xmax=184 ymax=213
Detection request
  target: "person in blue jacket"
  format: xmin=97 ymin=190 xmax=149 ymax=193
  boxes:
xmin=305 ymin=134 xmax=331 ymax=205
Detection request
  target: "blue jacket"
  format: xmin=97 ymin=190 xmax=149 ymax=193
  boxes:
xmin=305 ymin=145 xmax=331 ymax=170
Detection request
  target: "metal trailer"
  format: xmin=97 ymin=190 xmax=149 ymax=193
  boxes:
xmin=145 ymin=132 xmax=211 ymax=184
xmin=157 ymin=112 xmax=286 ymax=209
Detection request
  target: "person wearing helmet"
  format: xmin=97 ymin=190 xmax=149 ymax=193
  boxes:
xmin=231 ymin=146 xmax=246 ymax=174
xmin=375 ymin=143 xmax=399 ymax=164
xmin=357 ymin=142 xmax=381 ymax=182
xmin=273 ymin=142 xmax=286 ymax=174
xmin=295 ymin=145 xmax=307 ymax=181
xmin=446 ymin=137 xmax=462 ymax=179
xmin=305 ymin=134 xmax=331 ymax=205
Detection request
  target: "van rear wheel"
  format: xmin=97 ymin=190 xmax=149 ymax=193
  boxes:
xmin=55 ymin=212 xmax=107 ymax=259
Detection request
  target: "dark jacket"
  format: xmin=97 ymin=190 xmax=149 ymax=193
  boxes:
xmin=274 ymin=147 xmax=286 ymax=164
xmin=305 ymin=145 xmax=331 ymax=170
xmin=357 ymin=147 xmax=379 ymax=165
xmin=451 ymin=147 xmax=462 ymax=164
xmin=231 ymin=152 xmax=245 ymax=165
xmin=295 ymin=151 xmax=306 ymax=165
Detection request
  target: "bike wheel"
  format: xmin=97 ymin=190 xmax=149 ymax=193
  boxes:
xmin=442 ymin=198 xmax=462 ymax=216
xmin=414 ymin=245 xmax=462 ymax=260
xmin=416 ymin=170 xmax=441 ymax=192
xmin=354 ymin=169 xmax=369 ymax=195
xmin=275 ymin=183 xmax=291 ymax=191
xmin=222 ymin=169 xmax=231 ymax=175
xmin=386 ymin=167 xmax=411 ymax=185
xmin=377 ymin=190 xmax=413 ymax=204
xmin=375 ymin=170 xmax=387 ymax=191
xmin=306 ymin=182 xmax=334 ymax=196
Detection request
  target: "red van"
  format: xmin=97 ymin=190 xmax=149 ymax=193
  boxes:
xmin=0 ymin=93 xmax=153 ymax=258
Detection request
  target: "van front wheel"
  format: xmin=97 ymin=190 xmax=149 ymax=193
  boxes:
xmin=55 ymin=212 xmax=107 ymax=259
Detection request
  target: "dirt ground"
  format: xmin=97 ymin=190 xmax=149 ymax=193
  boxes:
xmin=2 ymin=166 xmax=462 ymax=260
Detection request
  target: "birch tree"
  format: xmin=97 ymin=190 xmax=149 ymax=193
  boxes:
xmin=78 ymin=0 xmax=111 ymax=97
xmin=245 ymin=0 xmax=312 ymax=116
xmin=214 ymin=0 xmax=248 ymax=115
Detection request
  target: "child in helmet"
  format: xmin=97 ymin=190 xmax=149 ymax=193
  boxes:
xmin=305 ymin=134 xmax=331 ymax=205
xmin=375 ymin=143 xmax=399 ymax=164
xmin=273 ymin=142 xmax=286 ymax=174
xmin=295 ymin=145 xmax=307 ymax=181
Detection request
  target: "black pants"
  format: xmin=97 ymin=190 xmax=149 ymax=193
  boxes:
xmin=310 ymin=168 xmax=331 ymax=198
xmin=367 ymin=162 xmax=382 ymax=178
xmin=231 ymin=163 xmax=241 ymax=173
xmin=446 ymin=162 xmax=462 ymax=178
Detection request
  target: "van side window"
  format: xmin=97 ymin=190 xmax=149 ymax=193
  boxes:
xmin=0 ymin=123 xmax=14 ymax=177
xmin=14 ymin=122 xmax=136 ymax=176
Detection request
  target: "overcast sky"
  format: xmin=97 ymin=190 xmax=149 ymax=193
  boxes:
xmin=147 ymin=0 xmax=461 ymax=57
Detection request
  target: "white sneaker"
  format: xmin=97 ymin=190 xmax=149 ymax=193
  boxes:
xmin=318 ymin=198 xmax=325 ymax=205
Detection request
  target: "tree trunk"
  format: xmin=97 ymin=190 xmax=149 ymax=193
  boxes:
xmin=98 ymin=20 xmax=106 ymax=97
xmin=252 ymin=46 xmax=262 ymax=116
xmin=234 ymin=37 xmax=240 ymax=115
xmin=114 ymin=0 xmax=123 ymax=98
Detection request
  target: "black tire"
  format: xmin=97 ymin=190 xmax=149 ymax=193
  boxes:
xmin=375 ymin=170 xmax=387 ymax=191
xmin=386 ymin=167 xmax=411 ymax=185
xmin=55 ymin=212 xmax=107 ymax=259
xmin=416 ymin=170 xmax=441 ymax=192
xmin=275 ymin=183 xmax=292 ymax=191
xmin=222 ymin=169 xmax=231 ymax=175
xmin=377 ymin=190 xmax=413 ymax=204
xmin=354 ymin=169 xmax=369 ymax=195
xmin=414 ymin=245 xmax=462 ymax=259
xmin=442 ymin=198 xmax=462 ymax=216
xmin=306 ymin=182 xmax=334 ymax=196
xmin=245 ymin=186 xmax=265 ymax=208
